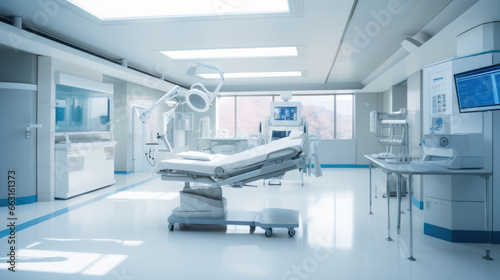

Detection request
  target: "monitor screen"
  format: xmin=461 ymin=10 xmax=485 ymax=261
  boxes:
xmin=454 ymin=63 xmax=500 ymax=113
xmin=274 ymin=106 xmax=298 ymax=121
xmin=270 ymin=102 xmax=301 ymax=126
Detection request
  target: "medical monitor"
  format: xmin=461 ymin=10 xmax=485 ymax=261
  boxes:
xmin=454 ymin=63 xmax=500 ymax=113
xmin=270 ymin=102 xmax=301 ymax=126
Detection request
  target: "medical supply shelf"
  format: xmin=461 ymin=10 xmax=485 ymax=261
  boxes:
xmin=377 ymin=121 xmax=407 ymax=144
xmin=365 ymin=155 xmax=493 ymax=261
xmin=376 ymin=121 xmax=409 ymax=155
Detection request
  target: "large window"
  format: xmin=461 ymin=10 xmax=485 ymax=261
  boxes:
xmin=217 ymin=96 xmax=235 ymax=136
xmin=217 ymin=94 xmax=353 ymax=139
xmin=236 ymin=96 xmax=273 ymax=137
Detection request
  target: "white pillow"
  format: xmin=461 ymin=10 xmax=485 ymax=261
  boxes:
xmin=177 ymin=151 xmax=217 ymax=161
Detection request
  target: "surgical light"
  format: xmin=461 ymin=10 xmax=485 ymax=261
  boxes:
xmin=138 ymin=62 xmax=224 ymax=120
xmin=185 ymin=62 xmax=225 ymax=113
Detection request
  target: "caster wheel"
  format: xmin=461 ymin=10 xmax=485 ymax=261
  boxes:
xmin=265 ymin=228 xmax=272 ymax=237
xmin=168 ymin=224 xmax=174 ymax=231
xmin=250 ymin=226 xmax=256 ymax=233
xmin=288 ymin=229 xmax=295 ymax=237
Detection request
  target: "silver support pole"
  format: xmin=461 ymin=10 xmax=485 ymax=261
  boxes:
xmin=369 ymin=163 xmax=373 ymax=215
xmin=386 ymin=172 xmax=392 ymax=241
xmin=397 ymin=174 xmax=401 ymax=235
xmin=483 ymin=175 xmax=493 ymax=261
xmin=408 ymin=174 xmax=416 ymax=261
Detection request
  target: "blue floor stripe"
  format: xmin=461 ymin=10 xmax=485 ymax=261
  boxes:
xmin=0 ymin=175 xmax=159 ymax=239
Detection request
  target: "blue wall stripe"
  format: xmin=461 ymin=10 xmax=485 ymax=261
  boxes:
xmin=424 ymin=223 xmax=500 ymax=244
xmin=412 ymin=196 xmax=424 ymax=210
xmin=0 ymin=176 xmax=159 ymax=239
xmin=0 ymin=195 xmax=37 ymax=207
xmin=494 ymin=232 xmax=500 ymax=244
xmin=114 ymin=171 xmax=134 ymax=174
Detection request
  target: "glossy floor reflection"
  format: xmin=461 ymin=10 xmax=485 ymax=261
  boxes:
xmin=0 ymin=169 xmax=498 ymax=279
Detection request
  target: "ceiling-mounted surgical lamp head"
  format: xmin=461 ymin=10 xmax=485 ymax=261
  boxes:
xmin=185 ymin=62 xmax=224 ymax=113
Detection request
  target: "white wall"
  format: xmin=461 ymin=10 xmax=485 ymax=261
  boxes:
xmin=354 ymin=92 xmax=381 ymax=165
xmin=110 ymin=80 xmax=128 ymax=172
xmin=317 ymin=139 xmax=356 ymax=165
xmin=382 ymin=88 xmax=391 ymax=112
xmin=382 ymin=83 xmax=407 ymax=112
xmin=392 ymin=83 xmax=407 ymax=112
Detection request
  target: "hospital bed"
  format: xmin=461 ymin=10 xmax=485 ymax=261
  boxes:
xmin=156 ymin=130 xmax=316 ymax=237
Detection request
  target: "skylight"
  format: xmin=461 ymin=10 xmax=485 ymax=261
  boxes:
xmin=161 ymin=47 xmax=298 ymax=60
xmin=68 ymin=0 xmax=290 ymax=20
xmin=200 ymin=71 xmax=303 ymax=79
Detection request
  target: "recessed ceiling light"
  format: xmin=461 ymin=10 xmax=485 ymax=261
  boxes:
xmin=68 ymin=0 xmax=290 ymax=20
xmin=161 ymin=47 xmax=298 ymax=60
xmin=200 ymin=71 xmax=303 ymax=79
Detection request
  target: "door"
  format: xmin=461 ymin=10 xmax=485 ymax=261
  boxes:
xmin=0 ymin=83 xmax=37 ymax=206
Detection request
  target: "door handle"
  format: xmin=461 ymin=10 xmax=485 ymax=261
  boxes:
xmin=26 ymin=124 xmax=42 ymax=139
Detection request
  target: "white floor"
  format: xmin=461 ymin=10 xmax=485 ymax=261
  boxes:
xmin=0 ymin=169 xmax=498 ymax=280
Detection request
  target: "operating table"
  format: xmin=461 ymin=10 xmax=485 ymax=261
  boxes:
xmin=156 ymin=131 xmax=314 ymax=237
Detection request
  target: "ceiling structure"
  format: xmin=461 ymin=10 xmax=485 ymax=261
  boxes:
xmin=0 ymin=0 xmax=479 ymax=93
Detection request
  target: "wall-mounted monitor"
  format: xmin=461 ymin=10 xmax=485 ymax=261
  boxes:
xmin=454 ymin=63 xmax=500 ymax=113
xmin=270 ymin=102 xmax=301 ymax=126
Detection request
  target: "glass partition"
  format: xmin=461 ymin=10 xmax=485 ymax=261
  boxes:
xmin=55 ymin=84 xmax=111 ymax=133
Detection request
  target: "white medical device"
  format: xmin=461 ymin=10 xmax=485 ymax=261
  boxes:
xmin=270 ymin=101 xmax=302 ymax=127
xmin=420 ymin=133 xmax=484 ymax=169
xmin=268 ymin=99 xmax=303 ymax=142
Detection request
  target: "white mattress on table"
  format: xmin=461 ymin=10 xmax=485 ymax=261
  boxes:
xmin=156 ymin=136 xmax=303 ymax=176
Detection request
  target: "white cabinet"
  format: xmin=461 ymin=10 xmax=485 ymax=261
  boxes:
xmin=55 ymin=141 xmax=116 ymax=199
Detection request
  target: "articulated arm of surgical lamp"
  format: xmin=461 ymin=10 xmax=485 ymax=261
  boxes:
xmin=139 ymin=86 xmax=180 ymax=123
xmin=191 ymin=62 xmax=225 ymax=94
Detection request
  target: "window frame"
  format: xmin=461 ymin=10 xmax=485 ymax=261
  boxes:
xmin=216 ymin=93 xmax=354 ymax=139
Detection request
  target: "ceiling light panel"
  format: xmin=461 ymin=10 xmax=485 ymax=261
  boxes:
xmin=200 ymin=71 xmax=303 ymax=79
xmin=161 ymin=47 xmax=298 ymax=60
xmin=68 ymin=0 xmax=290 ymax=20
